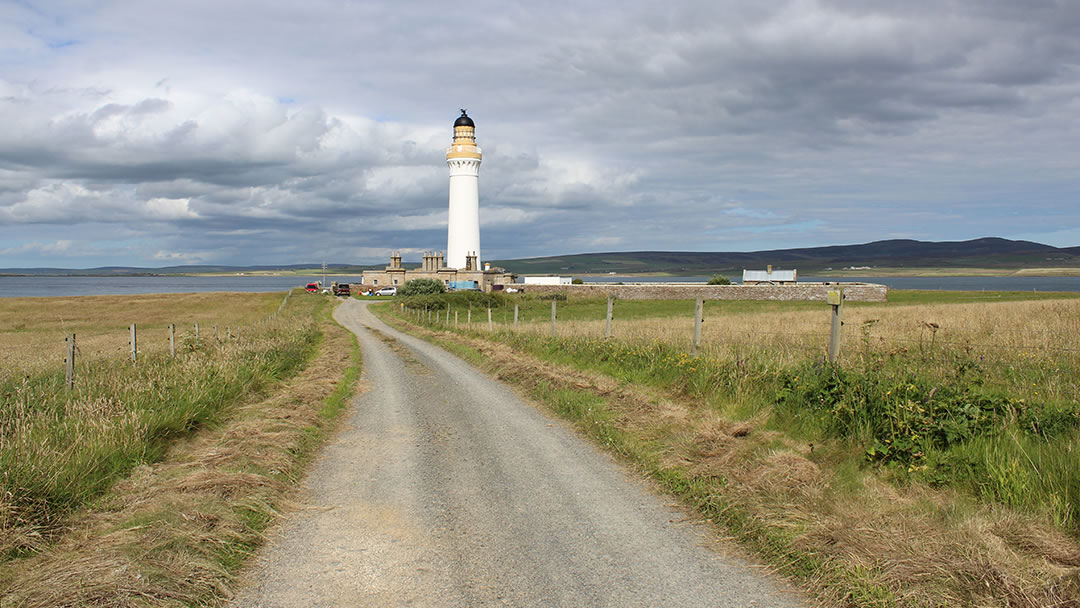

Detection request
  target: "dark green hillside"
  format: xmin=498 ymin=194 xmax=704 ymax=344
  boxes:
xmin=3 ymin=238 xmax=1077 ymax=277
xmin=490 ymin=238 xmax=1080 ymax=275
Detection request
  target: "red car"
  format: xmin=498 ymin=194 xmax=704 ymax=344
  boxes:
xmin=305 ymin=282 xmax=319 ymax=292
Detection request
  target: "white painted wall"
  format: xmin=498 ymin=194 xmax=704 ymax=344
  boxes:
xmin=447 ymin=158 xmax=481 ymax=269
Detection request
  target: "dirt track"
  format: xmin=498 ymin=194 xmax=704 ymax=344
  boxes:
xmin=231 ymin=299 xmax=805 ymax=607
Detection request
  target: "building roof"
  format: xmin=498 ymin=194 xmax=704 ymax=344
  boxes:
xmin=454 ymin=109 xmax=474 ymax=128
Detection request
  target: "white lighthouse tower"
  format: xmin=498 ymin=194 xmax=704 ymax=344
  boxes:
xmin=446 ymin=109 xmax=482 ymax=270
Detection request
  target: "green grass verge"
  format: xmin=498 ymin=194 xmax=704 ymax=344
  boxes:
xmin=0 ymin=295 xmax=327 ymax=541
xmin=374 ymin=304 xmax=904 ymax=606
xmin=376 ymin=290 xmax=1080 ymax=605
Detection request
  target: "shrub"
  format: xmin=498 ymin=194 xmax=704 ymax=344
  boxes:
xmin=399 ymin=294 xmax=448 ymax=310
xmin=399 ymin=278 xmax=447 ymax=296
xmin=707 ymin=274 xmax=732 ymax=285
xmin=400 ymin=290 xmax=509 ymax=311
xmin=571 ymin=278 xmax=584 ymax=285
xmin=775 ymin=360 xmax=1080 ymax=468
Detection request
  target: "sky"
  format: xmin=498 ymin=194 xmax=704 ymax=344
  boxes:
xmin=1 ymin=0 xmax=1078 ymax=268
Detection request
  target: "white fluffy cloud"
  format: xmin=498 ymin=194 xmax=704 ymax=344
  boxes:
xmin=0 ymin=0 xmax=1078 ymax=267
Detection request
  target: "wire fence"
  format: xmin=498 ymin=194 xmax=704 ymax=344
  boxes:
xmin=397 ymin=295 xmax=1080 ymax=393
xmin=0 ymin=290 xmax=296 ymax=387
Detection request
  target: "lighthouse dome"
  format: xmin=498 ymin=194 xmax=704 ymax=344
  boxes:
xmin=454 ymin=110 xmax=474 ymax=128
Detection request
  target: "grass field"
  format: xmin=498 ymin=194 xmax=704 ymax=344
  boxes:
xmin=0 ymin=290 xmax=363 ymax=606
xmin=385 ymin=289 xmax=1080 ymax=607
xmin=0 ymin=292 xmax=285 ymax=377
xmin=0 ymin=290 xmax=321 ymax=556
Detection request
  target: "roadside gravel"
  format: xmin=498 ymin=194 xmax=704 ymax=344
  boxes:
xmin=231 ymin=299 xmax=805 ymax=607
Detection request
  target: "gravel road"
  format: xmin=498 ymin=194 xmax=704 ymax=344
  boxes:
xmin=231 ymin=299 xmax=805 ymax=607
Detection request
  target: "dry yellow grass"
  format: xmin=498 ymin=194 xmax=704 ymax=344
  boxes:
xmin=507 ymin=298 xmax=1080 ymax=356
xmin=0 ymin=292 xmax=284 ymax=376
xmin=0 ymin=298 xmax=359 ymax=607
xmin=497 ymin=298 xmax=1080 ymax=399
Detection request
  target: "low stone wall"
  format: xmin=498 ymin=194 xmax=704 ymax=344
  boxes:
xmin=514 ymin=282 xmax=888 ymax=302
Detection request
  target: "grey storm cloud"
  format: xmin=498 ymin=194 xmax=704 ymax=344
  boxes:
xmin=0 ymin=0 xmax=1078 ymax=267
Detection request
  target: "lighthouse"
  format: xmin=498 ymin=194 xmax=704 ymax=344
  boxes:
xmin=446 ymin=109 xmax=482 ymax=270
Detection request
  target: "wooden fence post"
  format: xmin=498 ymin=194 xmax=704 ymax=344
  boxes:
xmin=828 ymin=289 xmax=844 ymax=363
xmin=130 ymin=324 xmax=137 ymax=365
xmin=446 ymin=307 xmax=450 ymax=324
xmin=488 ymin=308 xmax=493 ymax=332
xmin=227 ymin=326 xmax=231 ymax=341
xmin=605 ymin=295 xmax=614 ymax=339
xmin=691 ymin=297 xmax=703 ymax=356
xmin=514 ymin=304 xmax=519 ymax=331
xmin=65 ymin=333 xmax=76 ymax=390
xmin=550 ymin=300 xmax=557 ymax=338
xmin=468 ymin=308 xmax=472 ymax=325
xmin=195 ymin=322 xmax=199 ymax=346
xmin=455 ymin=311 xmax=459 ymax=327
xmin=169 ymin=323 xmax=176 ymax=358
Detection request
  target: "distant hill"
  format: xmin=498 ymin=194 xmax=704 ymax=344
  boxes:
xmin=2 ymin=238 xmax=1076 ymax=277
xmin=490 ymin=238 xmax=1080 ymax=275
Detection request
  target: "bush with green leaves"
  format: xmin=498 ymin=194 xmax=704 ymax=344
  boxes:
xmin=571 ymin=278 xmax=584 ymax=285
xmin=707 ymin=275 xmax=732 ymax=285
xmin=400 ymin=290 xmax=509 ymax=311
xmin=399 ymin=278 xmax=447 ymax=296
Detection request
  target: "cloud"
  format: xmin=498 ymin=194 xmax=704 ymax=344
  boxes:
xmin=0 ymin=239 xmax=76 ymax=256
xmin=0 ymin=0 xmax=1077 ymax=267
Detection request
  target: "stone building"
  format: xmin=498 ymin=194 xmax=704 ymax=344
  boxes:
xmin=360 ymin=251 xmax=515 ymax=292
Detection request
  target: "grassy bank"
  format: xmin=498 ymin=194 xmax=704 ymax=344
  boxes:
xmin=379 ymin=290 xmax=1080 ymax=606
xmin=0 ymin=292 xmax=362 ymax=606
xmin=0 ymin=291 xmax=318 ymax=549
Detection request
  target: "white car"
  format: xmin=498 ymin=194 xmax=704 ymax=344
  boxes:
xmin=374 ymin=286 xmax=397 ymax=296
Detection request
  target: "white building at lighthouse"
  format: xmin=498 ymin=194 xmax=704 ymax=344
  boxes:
xmin=445 ymin=109 xmax=482 ymax=270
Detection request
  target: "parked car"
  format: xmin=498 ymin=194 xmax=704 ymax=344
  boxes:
xmin=374 ymin=286 xmax=397 ymax=296
xmin=333 ymin=283 xmax=351 ymax=297
xmin=305 ymin=282 xmax=319 ymax=292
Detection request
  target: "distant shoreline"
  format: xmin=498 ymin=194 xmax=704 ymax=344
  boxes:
xmin=4 ymin=267 xmax=1080 ymax=278
xmin=573 ymin=267 xmax=1080 ymax=278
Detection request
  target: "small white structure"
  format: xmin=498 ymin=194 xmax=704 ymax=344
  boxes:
xmin=523 ymin=276 xmax=573 ymax=286
xmin=742 ymin=266 xmax=797 ymax=285
xmin=446 ymin=109 xmax=482 ymax=270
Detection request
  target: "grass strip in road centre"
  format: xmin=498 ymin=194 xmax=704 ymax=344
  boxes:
xmin=0 ymin=295 xmax=362 ymax=607
xmin=375 ymin=298 xmax=1080 ymax=608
